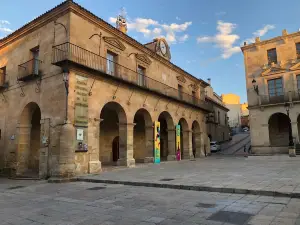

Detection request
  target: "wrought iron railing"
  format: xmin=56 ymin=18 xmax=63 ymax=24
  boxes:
xmin=52 ymin=42 xmax=212 ymax=111
xmin=249 ymin=91 xmax=300 ymax=106
xmin=18 ymin=59 xmax=42 ymax=81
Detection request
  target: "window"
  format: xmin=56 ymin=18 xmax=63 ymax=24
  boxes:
xmin=0 ymin=66 xmax=6 ymax=86
xmin=192 ymin=91 xmax=196 ymax=104
xmin=296 ymin=43 xmax=300 ymax=59
xmin=297 ymin=75 xmax=300 ymax=91
xmin=31 ymin=46 xmax=39 ymax=75
xmin=268 ymin=78 xmax=283 ymax=97
xmin=106 ymin=51 xmax=117 ymax=76
xmin=225 ymin=114 xmax=227 ymax=125
xmin=137 ymin=65 xmax=146 ymax=87
xmin=218 ymin=111 xmax=220 ymax=124
xmin=267 ymin=48 xmax=277 ymax=65
xmin=178 ymin=85 xmax=183 ymax=99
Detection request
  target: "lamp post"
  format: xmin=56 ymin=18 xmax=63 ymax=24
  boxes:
xmin=252 ymin=78 xmax=259 ymax=95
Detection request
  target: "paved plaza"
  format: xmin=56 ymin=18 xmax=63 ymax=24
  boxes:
xmin=76 ymin=155 xmax=300 ymax=197
xmin=2 ymin=179 xmax=300 ymax=225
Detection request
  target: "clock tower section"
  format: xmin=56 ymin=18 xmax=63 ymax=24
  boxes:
xmin=144 ymin=38 xmax=171 ymax=61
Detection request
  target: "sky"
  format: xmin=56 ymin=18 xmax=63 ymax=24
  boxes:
xmin=1 ymin=0 xmax=300 ymax=103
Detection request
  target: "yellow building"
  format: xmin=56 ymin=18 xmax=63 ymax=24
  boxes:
xmin=0 ymin=0 xmax=212 ymax=178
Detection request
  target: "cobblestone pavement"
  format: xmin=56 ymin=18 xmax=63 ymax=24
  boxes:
xmin=77 ymin=156 xmax=300 ymax=197
xmin=218 ymin=133 xmax=251 ymax=155
xmin=1 ymin=179 xmax=300 ymax=225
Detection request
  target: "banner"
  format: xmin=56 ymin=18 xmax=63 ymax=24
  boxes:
xmin=176 ymin=124 xmax=181 ymax=161
xmin=154 ymin=121 xmax=161 ymax=163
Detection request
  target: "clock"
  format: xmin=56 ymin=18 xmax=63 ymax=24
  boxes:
xmin=159 ymin=40 xmax=167 ymax=55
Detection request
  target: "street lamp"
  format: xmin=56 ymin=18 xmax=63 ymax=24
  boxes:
xmin=252 ymin=78 xmax=259 ymax=95
xmin=62 ymin=68 xmax=69 ymax=123
xmin=284 ymin=102 xmax=294 ymax=148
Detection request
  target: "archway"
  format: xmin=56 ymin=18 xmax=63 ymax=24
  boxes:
xmin=192 ymin=121 xmax=201 ymax=158
xmin=100 ymin=102 xmax=127 ymax=166
xmin=178 ymin=118 xmax=189 ymax=159
xmin=133 ymin=108 xmax=153 ymax=163
xmin=158 ymin=111 xmax=175 ymax=161
xmin=17 ymin=102 xmax=41 ymax=177
xmin=268 ymin=113 xmax=289 ymax=146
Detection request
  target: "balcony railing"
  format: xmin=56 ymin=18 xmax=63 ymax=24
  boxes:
xmin=52 ymin=42 xmax=212 ymax=111
xmin=18 ymin=59 xmax=42 ymax=81
xmin=249 ymin=91 xmax=300 ymax=107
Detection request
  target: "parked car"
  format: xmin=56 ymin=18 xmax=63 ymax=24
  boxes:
xmin=243 ymin=127 xmax=249 ymax=132
xmin=210 ymin=141 xmax=221 ymax=152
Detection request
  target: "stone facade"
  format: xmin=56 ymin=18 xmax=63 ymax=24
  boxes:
xmin=0 ymin=1 xmax=212 ymax=178
xmin=241 ymin=29 xmax=300 ymax=154
xmin=205 ymin=85 xmax=230 ymax=142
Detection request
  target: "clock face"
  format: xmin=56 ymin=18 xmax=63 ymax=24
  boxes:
xmin=160 ymin=41 xmax=167 ymax=55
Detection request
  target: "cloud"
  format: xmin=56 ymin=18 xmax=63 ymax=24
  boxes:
xmin=215 ymin=11 xmax=226 ymax=16
xmin=108 ymin=15 xmax=191 ymax=44
xmin=0 ymin=20 xmax=13 ymax=38
xmin=244 ymin=24 xmax=275 ymax=44
xmin=176 ymin=16 xmax=181 ymax=21
xmin=197 ymin=20 xmax=240 ymax=59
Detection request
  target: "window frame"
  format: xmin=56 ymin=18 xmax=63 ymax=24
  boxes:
xmin=0 ymin=66 xmax=6 ymax=86
xmin=267 ymin=48 xmax=277 ymax=65
xmin=267 ymin=78 xmax=283 ymax=97
xmin=137 ymin=65 xmax=146 ymax=87
xmin=178 ymin=84 xmax=183 ymax=100
xmin=296 ymin=42 xmax=300 ymax=59
xmin=106 ymin=50 xmax=118 ymax=76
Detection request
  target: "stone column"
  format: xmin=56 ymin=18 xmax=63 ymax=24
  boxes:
xmin=182 ymin=130 xmax=194 ymax=160
xmin=88 ymin=118 xmax=102 ymax=174
xmin=118 ymin=123 xmax=135 ymax=167
xmin=39 ymin=119 xmax=50 ymax=179
xmin=55 ymin=121 xmax=76 ymax=177
xmin=144 ymin=125 xmax=154 ymax=163
xmin=16 ymin=124 xmax=31 ymax=176
xmin=167 ymin=129 xmax=176 ymax=161
xmin=193 ymin=131 xmax=202 ymax=158
xmin=291 ymin=121 xmax=299 ymax=144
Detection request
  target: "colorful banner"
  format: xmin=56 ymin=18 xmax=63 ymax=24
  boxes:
xmin=176 ymin=124 xmax=181 ymax=161
xmin=154 ymin=121 xmax=161 ymax=164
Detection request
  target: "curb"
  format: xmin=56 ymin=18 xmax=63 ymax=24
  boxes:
xmin=63 ymin=177 xmax=300 ymax=199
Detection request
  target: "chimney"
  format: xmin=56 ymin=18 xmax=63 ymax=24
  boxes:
xmin=244 ymin=41 xmax=247 ymax=46
xmin=255 ymin=37 xmax=260 ymax=43
xmin=116 ymin=9 xmax=127 ymax=34
xmin=282 ymin=29 xmax=288 ymax=36
xmin=207 ymin=78 xmax=211 ymax=85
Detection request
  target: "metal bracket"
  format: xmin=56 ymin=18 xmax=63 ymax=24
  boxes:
xmin=1 ymin=92 xmax=6 ymax=102
xmin=127 ymin=89 xmax=134 ymax=105
xmin=176 ymin=106 xmax=180 ymax=115
xmin=113 ymin=83 xmax=120 ymax=99
xmin=88 ymin=78 xmax=96 ymax=96
xmin=17 ymin=80 xmax=25 ymax=97
xmin=154 ymin=98 xmax=161 ymax=111
xmin=35 ymin=77 xmax=42 ymax=93
xmin=143 ymin=95 xmax=148 ymax=107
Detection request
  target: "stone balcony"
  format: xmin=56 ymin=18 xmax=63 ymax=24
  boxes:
xmin=51 ymin=42 xmax=213 ymax=112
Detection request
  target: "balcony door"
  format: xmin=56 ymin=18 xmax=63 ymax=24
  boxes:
xmin=106 ymin=51 xmax=117 ymax=76
xmin=31 ymin=47 xmax=39 ymax=75
xmin=137 ymin=65 xmax=146 ymax=87
xmin=268 ymin=78 xmax=283 ymax=103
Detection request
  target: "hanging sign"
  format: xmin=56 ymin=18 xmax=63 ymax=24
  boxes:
xmin=154 ymin=121 xmax=161 ymax=164
xmin=176 ymin=124 xmax=181 ymax=161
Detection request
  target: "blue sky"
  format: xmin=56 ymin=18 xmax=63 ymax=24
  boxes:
xmin=1 ymin=0 xmax=300 ymax=102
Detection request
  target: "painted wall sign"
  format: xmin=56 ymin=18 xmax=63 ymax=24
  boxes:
xmin=75 ymin=75 xmax=89 ymax=126
xmin=154 ymin=121 xmax=160 ymax=164
xmin=176 ymin=124 xmax=181 ymax=161
xmin=76 ymin=129 xmax=84 ymax=141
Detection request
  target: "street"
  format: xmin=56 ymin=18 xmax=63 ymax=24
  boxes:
xmin=1 ymin=179 xmax=300 ymax=225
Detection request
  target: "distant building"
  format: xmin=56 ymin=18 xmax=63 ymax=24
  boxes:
xmin=222 ymin=94 xmax=242 ymax=128
xmin=205 ymin=79 xmax=230 ymax=142
xmin=242 ymin=29 xmax=300 ymax=154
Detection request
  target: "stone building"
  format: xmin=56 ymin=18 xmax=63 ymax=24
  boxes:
xmin=0 ymin=0 xmax=212 ymax=178
xmin=242 ymin=29 xmax=300 ymax=154
xmin=205 ymin=79 xmax=230 ymax=142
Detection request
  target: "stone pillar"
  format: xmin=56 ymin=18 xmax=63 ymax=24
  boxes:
xmin=194 ymin=131 xmax=202 ymax=158
xmin=144 ymin=125 xmax=154 ymax=163
xmin=167 ymin=129 xmax=176 ymax=161
xmin=39 ymin=119 xmax=50 ymax=179
xmin=16 ymin=124 xmax=31 ymax=176
xmin=291 ymin=121 xmax=299 ymax=145
xmin=88 ymin=118 xmax=102 ymax=174
xmin=118 ymin=123 xmax=135 ymax=167
xmin=183 ymin=130 xmax=194 ymax=160
xmin=55 ymin=121 xmax=76 ymax=177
